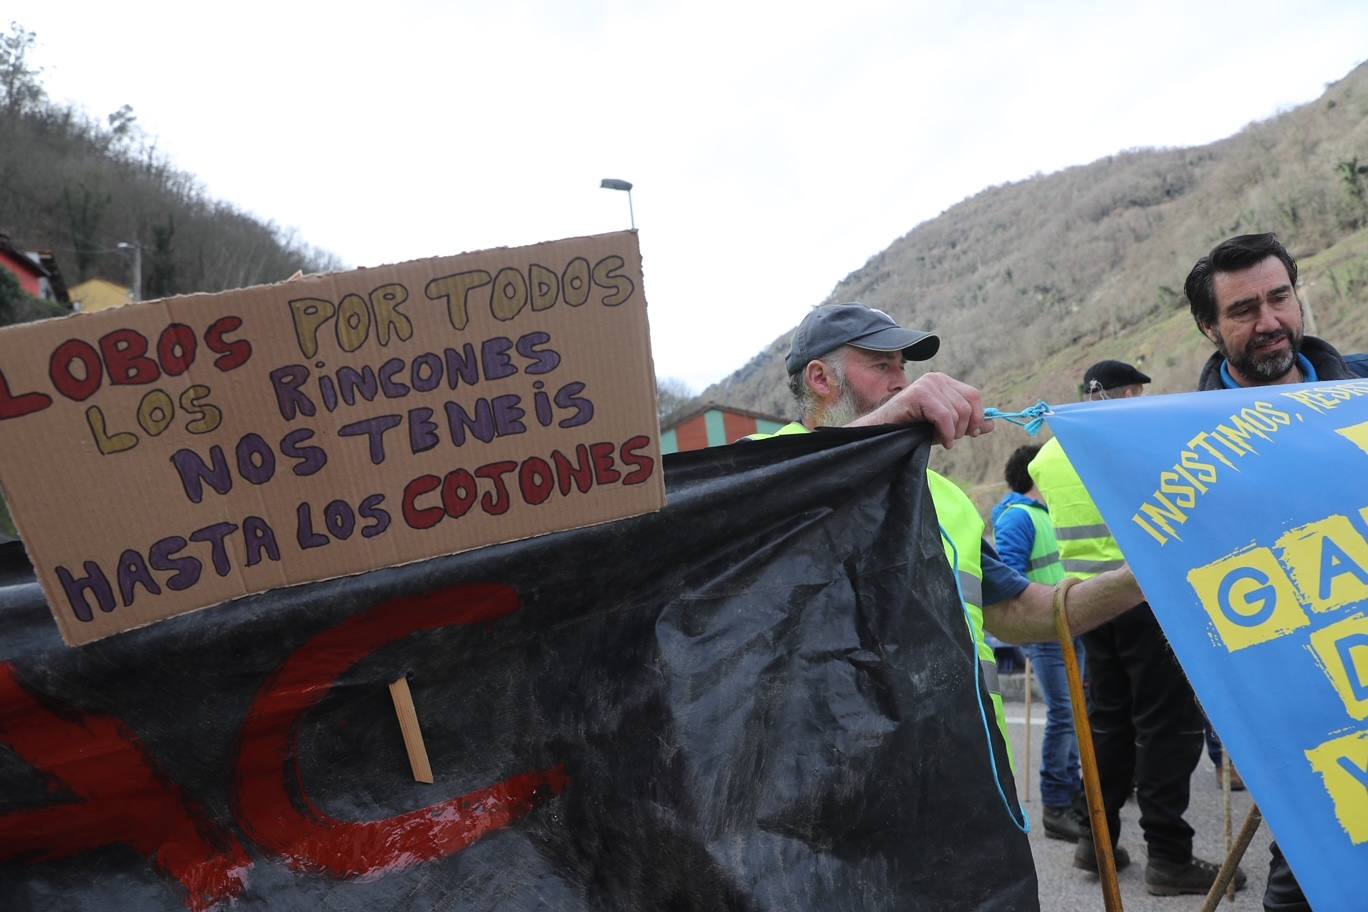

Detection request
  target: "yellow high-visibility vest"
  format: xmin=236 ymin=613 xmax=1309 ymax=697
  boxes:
xmin=1003 ymin=502 xmax=1066 ymax=586
xmin=925 ymin=471 xmax=1015 ymax=762
xmin=1027 ymin=437 xmax=1124 ymax=579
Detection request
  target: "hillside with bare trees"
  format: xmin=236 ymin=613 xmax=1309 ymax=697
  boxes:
xmin=0 ymin=23 xmax=339 ymax=314
xmin=702 ymin=61 xmax=1368 ymax=502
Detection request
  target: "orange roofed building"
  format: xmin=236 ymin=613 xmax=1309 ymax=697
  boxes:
xmin=661 ymin=403 xmax=790 ymax=454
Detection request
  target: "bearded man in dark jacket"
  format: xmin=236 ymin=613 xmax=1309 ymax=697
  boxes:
xmin=1188 ymin=233 xmax=1368 ymax=392
xmin=1183 ymin=231 xmax=1368 ymax=912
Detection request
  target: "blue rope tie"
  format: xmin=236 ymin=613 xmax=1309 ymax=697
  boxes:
xmin=984 ymin=401 xmax=1053 ymax=436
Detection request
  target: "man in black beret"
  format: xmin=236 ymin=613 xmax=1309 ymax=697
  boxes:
xmin=1081 ymin=360 xmax=1150 ymax=399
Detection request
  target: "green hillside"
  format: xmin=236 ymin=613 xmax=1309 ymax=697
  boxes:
xmin=703 ymin=62 xmax=1368 ymax=508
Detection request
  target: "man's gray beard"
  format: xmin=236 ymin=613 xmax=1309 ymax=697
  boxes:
xmin=1220 ymin=328 xmax=1301 ymax=383
xmin=814 ymin=385 xmax=866 ymax=427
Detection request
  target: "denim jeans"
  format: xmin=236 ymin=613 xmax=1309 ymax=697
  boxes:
xmin=1022 ymin=639 xmax=1084 ymax=808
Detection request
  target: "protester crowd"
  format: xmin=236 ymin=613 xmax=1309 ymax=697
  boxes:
xmin=752 ymin=233 xmax=1368 ymax=911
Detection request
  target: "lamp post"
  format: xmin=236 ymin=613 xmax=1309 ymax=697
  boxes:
xmin=116 ymin=241 xmax=142 ymax=303
xmin=599 ymin=178 xmax=635 ymax=230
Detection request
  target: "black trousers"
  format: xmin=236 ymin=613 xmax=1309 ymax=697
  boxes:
xmin=1079 ymin=603 xmax=1205 ymax=863
xmin=1263 ymin=841 xmax=1310 ymax=911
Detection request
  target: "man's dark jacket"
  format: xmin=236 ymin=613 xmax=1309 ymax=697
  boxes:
xmin=1197 ymin=335 xmax=1368 ymax=390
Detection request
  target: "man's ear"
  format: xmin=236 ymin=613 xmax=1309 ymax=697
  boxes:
xmin=805 ymin=359 xmax=834 ymax=399
xmin=1200 ymin=322 xmax=1220 ymax=346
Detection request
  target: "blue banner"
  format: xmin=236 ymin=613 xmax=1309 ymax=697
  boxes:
xmin=1047 ymin=379 xmax=1368 ymax=912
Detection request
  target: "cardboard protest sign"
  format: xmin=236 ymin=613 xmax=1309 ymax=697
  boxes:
xmin=0 ymin=427 xmax=1038 ymax=911
xmin=0 ymin=231 xmax=664 ymax=646
xmin=1045 ymin=381 xmax=1368 ymax=912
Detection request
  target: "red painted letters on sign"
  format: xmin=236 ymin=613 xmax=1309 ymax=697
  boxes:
xmin=0 ymin=582 xmax=570 ymax=907
xmin=234 ymin=582 xmax=570 ymax=878
xmin=0 ymin=664 xmax=252 ymax=911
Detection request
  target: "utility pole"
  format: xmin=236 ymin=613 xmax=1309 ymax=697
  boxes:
xmin=117 ymin=241 xmax=142 ymax=303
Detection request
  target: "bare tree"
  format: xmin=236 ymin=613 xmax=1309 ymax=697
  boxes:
xmin=0 ymin=22 xmax=43 ymax=119
xmin=656 ymin=377 xmax=695 ymax=423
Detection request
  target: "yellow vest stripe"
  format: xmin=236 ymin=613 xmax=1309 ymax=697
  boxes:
xmin=1062 ymin=557 xmax=1126 ymax=574
xmin=957 ymin=570 xmax=983 ymax=609
xmin=1056 ymin=523 xmax=1113 ymax=540
xmin=979 ymin=658 xmax=1000 ymax=694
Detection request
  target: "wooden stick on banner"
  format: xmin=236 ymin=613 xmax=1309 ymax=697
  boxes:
xmin=1054 ymin=579 xmax=1124 ymax=912
xmin=388 ymin=675 xmax=434 ymax=784
xmin=1201 ymin=805 xmax=1263 ymax=912
xmin=1023 ymin=656 xmax=1033 ymax=803
xmin=1222 ymin=753 xmax=1234 ymax=899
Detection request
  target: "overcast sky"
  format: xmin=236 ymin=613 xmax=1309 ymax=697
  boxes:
xmin=20 ymin=1 xmax=1368 ymax=391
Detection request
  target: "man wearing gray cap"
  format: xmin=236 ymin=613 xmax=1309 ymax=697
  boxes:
xmin=776 ymin=302 xmax=993 ymax=446
xmin=749 ymin=304 xmax=1148 ymax=786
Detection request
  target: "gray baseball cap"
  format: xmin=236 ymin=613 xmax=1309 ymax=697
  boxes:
xmin=786 ymin=302 xmax=939 ymax=375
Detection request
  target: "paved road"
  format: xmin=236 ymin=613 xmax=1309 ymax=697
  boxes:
xmin=1004 ymin=697 xmax=1271 ymax=911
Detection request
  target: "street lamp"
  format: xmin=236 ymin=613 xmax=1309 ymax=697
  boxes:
xmin=599 ymin=178 xmax=635 ymax=230
xmin=116 ymin=241 xmax=142 ymax=303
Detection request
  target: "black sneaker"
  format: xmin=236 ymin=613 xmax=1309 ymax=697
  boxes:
xmin=1145 ymin=856 xmax=1247 ymax=896
xmin=1073 ymin=838 xmax=1130 ymax=873
xmin=1042 ymin=804 xmax=1083 ymax=842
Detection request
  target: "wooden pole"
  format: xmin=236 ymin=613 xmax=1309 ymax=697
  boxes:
xmin=388 ymin=675 xmax=434 ymax=784
xmin=1023 ymin=656 xmax=1033 ymax=803
xmin=1222 ymin=753 xmax=1234 ymax=899
xmin=1200 ymin=805 xmax=1263 ymax=912
xmin=1054 ymin=578 xmax=1124 ymax=912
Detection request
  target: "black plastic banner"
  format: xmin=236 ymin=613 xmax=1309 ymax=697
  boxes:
xmin=0 ymin=426 xmax=1037 ymax=911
